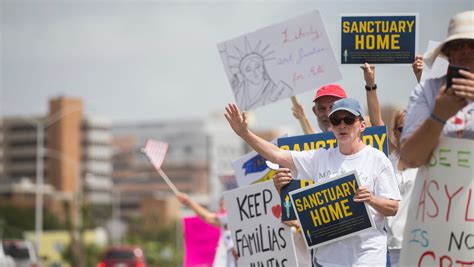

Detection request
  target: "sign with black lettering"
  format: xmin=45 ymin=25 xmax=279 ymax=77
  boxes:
xmin=223 ymin=180 xmax=298 ymax=267
xmin=290 ymin=171 xmax=375 ymax=249
xmin=341 ymin=14 xmax=417 ymax=64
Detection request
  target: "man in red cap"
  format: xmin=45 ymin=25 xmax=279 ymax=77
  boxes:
xmin=292 ymin=84 xmax=348 ymax=133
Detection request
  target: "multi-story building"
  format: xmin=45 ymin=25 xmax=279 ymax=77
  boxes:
xmin=1 ymin=115 xmax=46 ymax=185
xmin=0 ymin=96 xmax=113 ymax=207
xmin=82 ymin=116 xmax=114 ymax=204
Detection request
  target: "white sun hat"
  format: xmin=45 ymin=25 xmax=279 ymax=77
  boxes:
xmin=424 ymin=10 xmax=474 ymax=67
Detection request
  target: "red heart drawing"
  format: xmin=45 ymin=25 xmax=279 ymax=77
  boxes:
xmin=272 ymin=204 xmax=282 ymax=219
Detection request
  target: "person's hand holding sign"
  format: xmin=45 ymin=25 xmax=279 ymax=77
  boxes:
xmin=353 ymin=186 xmax=373 ymax=204
xmin=292 ymin=99 xmax=306 ymax=120
xmin=354 ymin=186 xmax=399 ymax=216
xmin=411 ymin=55 xmax=423 ymax=82
xmin=360 ymin=63 xmax=376 ymax=88
xmin=272 ymin=168 xmax=293 ymax=193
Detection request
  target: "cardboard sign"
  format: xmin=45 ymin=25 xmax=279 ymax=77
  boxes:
xmin=290 ymin=171 xmax=375 ymax=249
xmin=223 ymin=181 xmax=299 ymax=267
xmin=399 ymin=138 xmax=474 ymax=266
xmin=341 ymin=14 xmax=417 ymax=64
xmin=218 ymin=10 xmax=341 ymax=111
xmin=277 ymin=126 xmax=389 ymax=157
xmin=232 ymin=135 xmax=286 ymax=187
xmin=281 ymin=179 xmax=315 ymax=221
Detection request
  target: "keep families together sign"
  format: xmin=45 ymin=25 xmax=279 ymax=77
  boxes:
xmin=223 ymin=181 xmax=299 ymax=267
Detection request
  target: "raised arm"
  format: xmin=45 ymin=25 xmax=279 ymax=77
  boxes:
xmin=177 ymin=192 xmax=220 ymax=227
xmin=291 ymin=96 xmax=316 ymax=134
xmin=224 ymin=103 xmax=295 ymax=169
xmin=361 ymin=63 xmax=384 ymax=127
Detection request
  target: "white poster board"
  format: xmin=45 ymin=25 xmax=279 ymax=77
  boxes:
xmin=399 ymin=138 xmax=474 ymax=266
xmin=232 ymin=135 xmax=286 ymax=187
xmin=218 ymin=10 xmax=342 ymax=111
xmin=223 ymin=181 xmax=298 ymax=267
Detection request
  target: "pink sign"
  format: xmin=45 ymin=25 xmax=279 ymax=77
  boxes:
xmin=183 ymin=216 xmax=220 ymax=267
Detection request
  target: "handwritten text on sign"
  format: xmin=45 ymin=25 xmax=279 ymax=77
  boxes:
xmin=224 ymin=181 xmax=298 ymax=267
xmin=399 ymin=138 xmax=473 ymax=266
xmin=218 ymin=10 xmax=341 ymax=111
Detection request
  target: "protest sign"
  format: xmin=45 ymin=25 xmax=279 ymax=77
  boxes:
xmin=277 ymin=126 xmax=388 ymax=220
xmin=341 ymin=14 xmax=417 ymax=64
xmin=218 ymin=10 xmax=341 ymax=111
xmin=223 ymin=181 xmax=298 ymax=267
xmin=232 ymin=135 xmax=286 ymax=187
xmin=281 ymin=179 xmax=314 ymax=221
xmin=278 ymin=126 xmax=388 ymax=157
xmin=290 ymin=171 xmax=375 ymax=249
xmin=183 ymin=216 xmax=220 ymax=267
xmin=399 ymin=138 xmax=473 ymax=266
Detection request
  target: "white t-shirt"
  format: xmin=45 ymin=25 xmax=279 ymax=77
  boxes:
xmin=386 ymin=151 xmax=418 ymax=250
xmin=401 ymin=76 xmax=474 ymax=141
xmin=213 ymin=214 xmax=236 ymax=267
xmin=292 ymin=227 xmax=312 ymax=267
xmin=291 ymin=145 xmax=401 ymax=267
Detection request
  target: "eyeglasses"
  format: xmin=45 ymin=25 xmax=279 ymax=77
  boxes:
xmin=397 ymin=126 xmax=403 ymax=133
xmin=329 ymin=115 xmax=358 ymax=126
xmin=443 ymin=39 xmax=474 ymax=52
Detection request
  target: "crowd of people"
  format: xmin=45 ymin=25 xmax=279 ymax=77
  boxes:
xmin=177 ymin=10 xmax=473 ymax=267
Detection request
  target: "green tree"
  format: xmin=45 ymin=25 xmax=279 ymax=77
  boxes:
xmin=0 ymin=204 xmax=64 ymax=239
xmin=61 ymin=242 xmax=102 ymax=267
xmin=124 ymin=214 xmax=183 ymax=266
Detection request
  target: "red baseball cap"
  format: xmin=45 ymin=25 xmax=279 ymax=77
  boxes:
xmin=313 ymin=84 xmax=347 ymax=102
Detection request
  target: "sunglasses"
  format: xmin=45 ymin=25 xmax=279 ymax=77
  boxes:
xmin=329 ymin=115 xmax=358 ymax=126
xmin=443 ymin=40 xmax=474 ymax=52
xmin=397 ymin=126 xmax=403 ymax=133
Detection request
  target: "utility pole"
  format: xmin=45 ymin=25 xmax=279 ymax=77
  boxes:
xmin=46 ymin=148 xmax=84 ymax=267
xmin=22 ymin=103 xmax=83 ymax=253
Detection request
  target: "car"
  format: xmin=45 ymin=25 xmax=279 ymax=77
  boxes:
xmin=2 ymin=240 xmax=39 ymax=267
xmin=0 ymin=241 xmax=15 ymax=267
xmin=97 ymin=245 xmax=147 ymax=267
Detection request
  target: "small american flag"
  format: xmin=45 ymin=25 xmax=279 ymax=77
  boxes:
xmin=143 ymin=139 xmax=169 ymax=170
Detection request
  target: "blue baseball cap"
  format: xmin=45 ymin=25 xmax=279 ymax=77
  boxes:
xmin=328 ymin=98 xmax=363 ymax=118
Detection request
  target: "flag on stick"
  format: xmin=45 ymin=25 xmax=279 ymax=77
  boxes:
xmin=142 ymin=139 xmax=179 ymax=195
